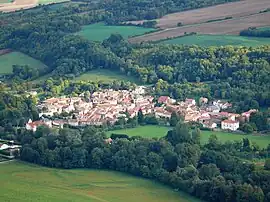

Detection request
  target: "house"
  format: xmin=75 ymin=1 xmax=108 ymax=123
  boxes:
xmin=52 ymin=120 xmax=65 ymax=128
xmin=207 ymin=105 xmax=220 ymax=113
xmin=158 ymin=96 xmax=170 ymax=104
xmin=185 ymin=98 xmax=196 ymax=106
xmin=242 ymin=109 xmax=257 ymax=122
xmin=26 ymin=119 xmax=52 ymax=132
xmin=155 ymin=107 xmax=171 ymax=119
xmin=221 ymin=119 xmax=239 ymax=131
xmin=0 ymin=143 xmax=9 ymax=151
xmin=199 ymin=97 xmax=208 ymax=104
xmin=202 ymin=120 xmax=217 ymax=129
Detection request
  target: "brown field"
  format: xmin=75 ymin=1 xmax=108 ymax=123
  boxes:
xmin=0 ymin=0 xmax=37 ymax=12
xmin=129 ymin=12 xmax=270 ymax=43
xmin=157 ymin=0 xmax=270 ymax=28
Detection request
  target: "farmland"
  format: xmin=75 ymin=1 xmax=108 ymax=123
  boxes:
xmin=77 ymin=23 xmax=155 ymax=42
xmin=160 ymin=35 xmax=270 ymax=47
xmin=128 ymin=0 xmax=270 ymax=43
xmin=106 ymin=125 xmax=270 ymax=148
xmin=0 ymin=161 xmax=199 ymax=202
xmin=0 ymin=51 xmax=47 ymax=75
xmin=156 ymin=0 xmax=270 ymax=28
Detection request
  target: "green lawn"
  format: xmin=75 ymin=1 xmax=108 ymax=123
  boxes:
xmin=0 ymin=52 xmax=48 ymax=75
xmin=106 ymin=125 xmax=171 ymax=138
xmin=161 ymin=35 xmax=270 ymax=47
xmin=76 ymin=23 xmax=156 ymax=41
xmin=0 ymin=161 xmax=199 ymax=202
xmin=74 ymin=69 xmax=140 ymax=84
xmin=106 ymin=125 xmax=270 ymax=148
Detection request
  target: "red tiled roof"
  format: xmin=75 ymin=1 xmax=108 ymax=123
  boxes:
xmin=222 ymin=119 xmax=239 ymax=124
xmin=158 ymin=96 xmax=169 ymax=103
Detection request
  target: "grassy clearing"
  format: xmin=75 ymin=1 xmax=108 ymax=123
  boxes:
xmin=0 ymin=161 xmax=199 ymax=202
xmin=160 ymin=35 xmax=270 ymax=47
xmin=106 ymin=125 xmax=171 ymax=138
xmin=0 ymin=52 xmax=47 ymax=75
xmin=77 ymin=23 xmax=156 ymax=41
xmin=106 ymin=125 xmax=270 ymax=148
xmin=74 ymin=69 xmax=140 ymax=84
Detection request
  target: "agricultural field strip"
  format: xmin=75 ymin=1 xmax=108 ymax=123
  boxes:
xmin=129 ymin=12 xmax=270 ymax=43
xmin=156 ymin=0 xmax=270 ymax=28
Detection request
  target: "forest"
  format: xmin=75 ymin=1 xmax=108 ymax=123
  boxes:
xmin=18 ymin=122 xmax=270 ymax=202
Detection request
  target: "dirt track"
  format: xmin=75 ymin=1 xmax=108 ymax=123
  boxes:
xmin=129 ymin=12 xmax=270 ymax=43
xmin=0 ymin=0 xmax=37 ymax=12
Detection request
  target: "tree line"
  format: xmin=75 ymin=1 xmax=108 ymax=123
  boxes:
xmin=18 ymin=122 xmax=270 ymax=202
xmin=240 ymin=27 xmax=270 ymax=38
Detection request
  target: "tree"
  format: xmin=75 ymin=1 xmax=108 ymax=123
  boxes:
xmin=264 ymin=159 xmax=270 ymax=170
xmin=199 ymin=164 xmax=220 ymax=180
xmin=240 ymin=123 xmax=254 ymax=134
xmin=169 ymin=111 xmax=180 ymax=126
xmin=191 ymin=128 xmax=201 ymax=144
xmin=138 ymin=109 xmax=144 ymax=124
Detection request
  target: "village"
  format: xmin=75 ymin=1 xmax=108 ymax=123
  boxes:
xmin=25 ymin=86 xmax=257 ymax=133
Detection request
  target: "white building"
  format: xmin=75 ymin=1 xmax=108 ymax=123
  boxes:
xmin=221 ymin=119 xmax=239 ymax=131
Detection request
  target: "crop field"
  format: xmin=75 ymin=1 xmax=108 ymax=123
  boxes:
xmin=0 ymin=51 xmax=47 ymax=74
xmin=0 ymin=161 xmax=200 ymax=202
xmin=160 ymin=35 xmax=270 ymax=47
xmin=77 ymin=23 xmax=155 ymax=42
xmin=74 ymin=69 xmax=140 ymax=84
xmin=156 ymin=0 xmax=270 ymax=28
xmin=129 ymin=12 xmax=270 ymax=43
xmin=106 ymin=126 xmax=270 ymax=148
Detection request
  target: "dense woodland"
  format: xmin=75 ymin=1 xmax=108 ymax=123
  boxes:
xmin=18 ymin=123 xmax=270 ymax=202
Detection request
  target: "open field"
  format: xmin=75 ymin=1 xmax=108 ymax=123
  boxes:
xmin=106 ymin=126 xmax=270 ymax=148
xmin=77 ymin=23 xmax=155 ymax=42
xmin=106 ymin=125 xmax=171 ymax=139
xmin=160 ymin=35 xmax=270 ymax=47
xmin=129 ymin=12 xmax=270 ymax=43
xmin=0 ymin=0 xmax=68 ymax=12
xmin=0 ymin=51 xmax=47 ymax=74
xmin=156 ymin=0 xmax=270 ymax=28
xmin=74 ymin=69 xmax=140 ymax=84
xmin=0 ymin=161 xmax=199 ymax=202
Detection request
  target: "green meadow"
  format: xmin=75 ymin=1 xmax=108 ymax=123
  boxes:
xmin=74 ymin=69 xmax=139 ymax=84
xmin=0 ymin=0 xmax=12 ymax=3
xmin=37 ymin=0 xmax=69 ymax=4
xmin=106 ymin=125 xmax=270 ymax=148
xmin=0 ymin=52 xmax=47 ymax=75
xmin=77 ymin=23 xmax=155 ymax=41
xmin=0 ymin=161 xmax=199 ymax=202
xmin=161 ymin=35 xmax=270 ymax=47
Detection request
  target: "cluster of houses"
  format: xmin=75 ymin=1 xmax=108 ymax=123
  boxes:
xmin=25 ymin=86 xmax=257 ymax=132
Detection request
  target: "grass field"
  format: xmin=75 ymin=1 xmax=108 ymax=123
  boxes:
xmin=74 ymin=69 xmax=139 ymax=84
xmin=77 ymin=23 xmax=155 ymax=41
xmin=0 ymin=0 xmax=12 ymax=3
xmin=0 ymin=161 xmax=200 ymax=202
xmin=106 ymin=125 xmax=270 ymax=148
xmin=0 ymin=52 xmax=47 ymax=74
xmin=160 ymin=35 xmax=270 ymax=46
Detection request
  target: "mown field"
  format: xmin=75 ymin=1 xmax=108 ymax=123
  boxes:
xmin=74 ymin=69 xmax=139 ymax=84
xmin=106 ymin=125 xmax=270 ymax=148
xmin=160 ymin=35 xmax=270 ymax=47
xmin=0 ymin=51 xmax=47 ymax=74
xmin=77 ymin=23 xmax=155 ymax=41
xmin=0 ymin=161 xmax=199 ymax=202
